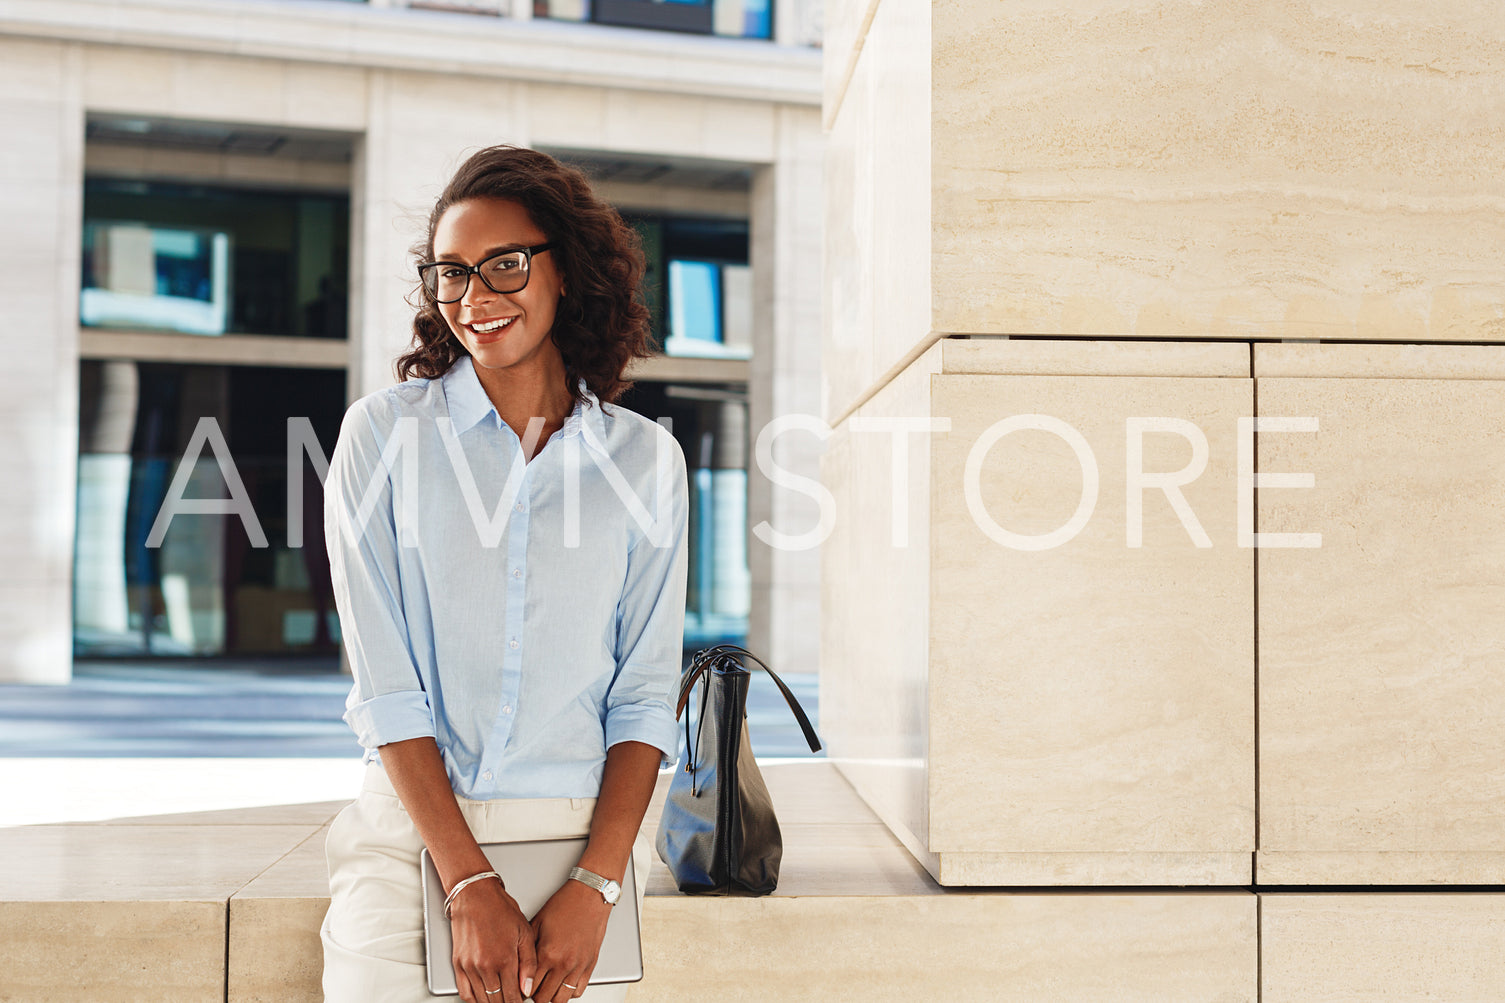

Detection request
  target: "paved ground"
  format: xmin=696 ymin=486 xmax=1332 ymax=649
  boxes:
xmin=0 ymin=657 xmax=823 ymax=760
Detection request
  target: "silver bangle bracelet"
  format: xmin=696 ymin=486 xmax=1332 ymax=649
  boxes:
xmin=443 ymin=870 xmax=502 ymax=919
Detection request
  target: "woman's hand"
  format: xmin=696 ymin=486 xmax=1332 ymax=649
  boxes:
xmin=527 ymin=879 xmax=614 ymax=1002
xmin=448 ymin=876 xmax=538 ymax=1003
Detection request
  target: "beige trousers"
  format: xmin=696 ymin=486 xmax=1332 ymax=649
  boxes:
xmin=321 ymin=763 xmax=651 ymax=1003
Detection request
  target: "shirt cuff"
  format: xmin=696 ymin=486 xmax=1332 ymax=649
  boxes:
xmin=604 ymin=701 xmax=680 ymax=769
xmin=343 ymin=690 xmax=436 ymax=750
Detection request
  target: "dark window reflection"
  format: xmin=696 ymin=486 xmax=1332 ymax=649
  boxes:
xmin=75 ymin=360 xmax=346 ymax=658
xmin=81 ymin=178 xmax=350 ymax=339
xmin=615 ymin=381 xmax=749 ymax=646
xmin=622 ymin=214 xmax=750 ymax=360
xmin=535 ymin=0 xmax=771 ymax=39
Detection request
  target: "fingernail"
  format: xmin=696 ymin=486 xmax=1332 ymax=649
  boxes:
xmin=522 ymin=978 xmax=533 ymax=997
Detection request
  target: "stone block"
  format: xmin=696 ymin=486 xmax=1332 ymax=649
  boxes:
xmin=1256 ymin=356 xmax=1505 ymax=883
xmin=1262 ymin=893 xmax=1505 ymax=1002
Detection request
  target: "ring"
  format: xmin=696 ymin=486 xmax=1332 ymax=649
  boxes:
xmin=484 ymin=989 xmax=501 ymax=996
xmin=563 ymin=984 xmax=578 ymax=991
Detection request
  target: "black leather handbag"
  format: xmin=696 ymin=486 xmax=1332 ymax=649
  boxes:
xmin=654 ymin=644 xmax=822 ymax=895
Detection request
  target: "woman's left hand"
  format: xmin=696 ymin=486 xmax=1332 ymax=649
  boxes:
xmin=528 ymin=878 xmax=613 ymax=1001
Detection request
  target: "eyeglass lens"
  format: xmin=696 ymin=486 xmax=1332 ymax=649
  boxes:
xmin=425 ymin=252 xmax=530 ymax=302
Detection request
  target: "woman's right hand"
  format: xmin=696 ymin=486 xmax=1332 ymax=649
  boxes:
xmin=448 ymin=876 xmax=539 ymax=1003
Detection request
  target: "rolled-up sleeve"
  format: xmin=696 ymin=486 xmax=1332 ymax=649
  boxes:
xmin=606 ymin=430 xmax=690 ymax=766
xmin=325 ymin=397 xmax=435 ymax=750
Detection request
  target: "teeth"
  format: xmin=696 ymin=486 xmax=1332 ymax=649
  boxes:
xmin=472 ymin=317 xmax=515 ymax=333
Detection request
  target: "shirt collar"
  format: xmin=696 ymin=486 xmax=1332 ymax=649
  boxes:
xmin=442 ymin=355 xmax=607 ymax=445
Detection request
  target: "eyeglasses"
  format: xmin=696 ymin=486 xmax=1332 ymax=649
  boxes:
xmin=417 ymin=243 xmax=556 ymax=304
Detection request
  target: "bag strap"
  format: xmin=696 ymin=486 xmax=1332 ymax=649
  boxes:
xmin=673 ymin=644 xmax=822 ymax=754
xmin=672 ymin=645 xmax=727 ymax=713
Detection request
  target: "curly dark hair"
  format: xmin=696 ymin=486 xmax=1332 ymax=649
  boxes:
xmin=394 ymin=145 xmax=654 ymax=408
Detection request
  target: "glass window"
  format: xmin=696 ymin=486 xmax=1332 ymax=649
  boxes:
xmin=711 ymin=0 xmax=770 ymax=38
xmin=669 ymin=260 xmax=722 ymax=345
xmin=537 ymin=0 xmax=769 ymax=40
xmin=81 ymin=223 xmax=231 ymax=335
xmin=615 ymin=381 xmax=750 ymax=646
xmin=81 ymin=178 xmax=350 ymax=339
xmin=626 ymin=213 xmax=751 ymax=359
xmin=74 ymin=360 xmax=347 ymax=658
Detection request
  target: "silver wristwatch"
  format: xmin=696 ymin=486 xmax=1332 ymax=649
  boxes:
xmin=568 ymin=865 xmax=621 ymax=906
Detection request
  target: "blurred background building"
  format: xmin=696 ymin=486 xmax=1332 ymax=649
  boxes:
xmin=0 ymin=0 xmax=824 ymax=684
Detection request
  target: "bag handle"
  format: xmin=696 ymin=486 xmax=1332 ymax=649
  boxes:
xmin=673 ymin=644 xmax=822 ymax=754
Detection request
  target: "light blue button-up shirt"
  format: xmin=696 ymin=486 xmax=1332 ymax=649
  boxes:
xmin=324 ymin=355 xmax=688 ymax=800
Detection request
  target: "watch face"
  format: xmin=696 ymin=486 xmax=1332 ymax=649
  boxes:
xmin=603 ymin=880 xmax=621 ymax=904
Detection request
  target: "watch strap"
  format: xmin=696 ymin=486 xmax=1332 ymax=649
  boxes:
xmin=568 ymin=865 xmax=620 ymax=905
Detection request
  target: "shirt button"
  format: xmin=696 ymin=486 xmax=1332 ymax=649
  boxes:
xmin=502 ymin=705 xmax=513 ymax=715
xmin=509 ymin=638 xmax=519 ymax=649
xmin=482 ymin=770 xmax=492 ymax=781
xmin=515 ymin=502 xmax=524 ymax=512
xmin=512 ymin=568 xmax=522 ymax=578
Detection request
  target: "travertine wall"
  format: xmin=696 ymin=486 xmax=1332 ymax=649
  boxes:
xmin=822 ymin=0 xmax=1505 ymax=992
xmin=1255 ymin=343 xmax=1505 ymax=886
xmin=931 ymin=0 xmax=1505 ymax=347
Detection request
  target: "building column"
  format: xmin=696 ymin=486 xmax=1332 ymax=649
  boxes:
xmin=0 ymin=38 xmax=84 ymax=683
xmin=351 ymin=70 xmax=531 ymax=400
xmin=748 ymin=105 xmax=824 ymax=672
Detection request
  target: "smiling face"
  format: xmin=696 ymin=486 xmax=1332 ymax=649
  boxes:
xmin=431 ymin=197 xmax=566 ymax=381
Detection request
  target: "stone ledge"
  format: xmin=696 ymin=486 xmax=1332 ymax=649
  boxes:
xmin=0 ymin=762 xmax=942 ymax=1000
xmin=218 ymin=761 xmax=1261 ymax=1000
xmin=0 ymin=899 xmax=228 ymax=1001
xmin=10 ymin=763 xmax=1501 ymax=1001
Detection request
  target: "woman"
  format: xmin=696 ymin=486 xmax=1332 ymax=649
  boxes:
xmin=320 ymin=145 xmax=688 ymax=1003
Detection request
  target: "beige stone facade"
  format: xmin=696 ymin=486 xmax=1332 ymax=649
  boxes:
xmin=821 ymin=0 xmax=1505 ymax=991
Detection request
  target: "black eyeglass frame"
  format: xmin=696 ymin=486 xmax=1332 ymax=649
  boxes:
xmin=417 ymin=242 xmax=557 ymax=304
